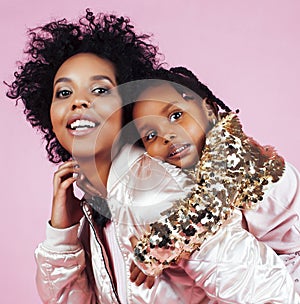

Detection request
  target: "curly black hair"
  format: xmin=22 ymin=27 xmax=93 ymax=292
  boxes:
xmin=6 ymin=9 xmax=160 ymax=163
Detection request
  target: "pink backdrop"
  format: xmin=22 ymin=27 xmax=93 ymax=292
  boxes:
xmin=1 ymin=1 xmax=299 ymax=302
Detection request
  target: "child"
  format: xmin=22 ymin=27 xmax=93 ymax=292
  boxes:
xmin=130 ymin=68 xmax=300 ymax=294
xmin=7 ymin=10 xmax=299 ymax=303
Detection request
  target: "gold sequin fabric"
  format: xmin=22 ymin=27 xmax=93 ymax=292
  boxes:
xmin=133 ymin=113 xmax=285 ymax=276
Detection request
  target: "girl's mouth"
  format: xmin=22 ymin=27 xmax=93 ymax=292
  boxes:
xmin=168 ymin=144 xmax=191 ymax=158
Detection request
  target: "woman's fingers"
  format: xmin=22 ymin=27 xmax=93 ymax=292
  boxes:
xmin=53 ymin=161 xmax=79 ymax=186
xmin=53 ymin=161 xmax=80 ymax=197
xmin=51 ymin=160 xmax=83 ymax=229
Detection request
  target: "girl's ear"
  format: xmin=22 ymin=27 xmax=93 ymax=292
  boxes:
xmin=203 ymin=98 xmax=218 ymax=116
xmin=207 ymin=99 xmax=219 ymax=116
xmin=203 ymin=98 xmax=218 ymax=129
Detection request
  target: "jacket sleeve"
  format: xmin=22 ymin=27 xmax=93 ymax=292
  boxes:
xmin=180 ymin=210 xmax=300 ymax=303
xmin=243 ymin=162 xmax=300 ymax=293
xmin=35 ymin=221 xmax=97 ymax=304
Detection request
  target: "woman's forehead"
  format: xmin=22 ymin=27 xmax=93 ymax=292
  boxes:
xmin=54 ymin=53 xmax=117 ymax=84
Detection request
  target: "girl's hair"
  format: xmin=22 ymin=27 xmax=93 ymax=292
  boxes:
xmin=147 ymin=66 xmax=231 ymax=112
xmin=6 ymin=9 xmax=160 ymax=163
xmin=124 ymin=66 xmax=231 ymax=145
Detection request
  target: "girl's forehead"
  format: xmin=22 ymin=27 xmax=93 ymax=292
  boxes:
xmin=137 ymin=83 xmax=181 ymax=102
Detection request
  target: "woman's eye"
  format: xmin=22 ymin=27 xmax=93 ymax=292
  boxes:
xmin=56 ymin=89 xmax=71 ymax=98
xmin=92 ymin=87 xmax=110 ymax=95
xmin=145 ymin=130 xmax=157 ymax=142
xmin=170 ymin=111 xmax=182 ymax=122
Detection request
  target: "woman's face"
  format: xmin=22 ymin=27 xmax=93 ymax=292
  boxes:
xmin=50 ymin=53 xmax=122 ymax=161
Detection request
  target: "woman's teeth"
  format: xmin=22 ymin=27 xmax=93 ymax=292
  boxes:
xmin=70 ymin=119 xmax=96 ymax=130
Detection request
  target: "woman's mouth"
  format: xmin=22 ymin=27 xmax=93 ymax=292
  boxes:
xmin=168 ymin=144 xmax=191 ymax=158
xmin=67 ymin=118 xmax=100 ymax=136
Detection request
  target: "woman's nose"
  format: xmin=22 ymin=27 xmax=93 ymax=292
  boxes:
xmin=71 ymin=98 xmax=91 ymax=110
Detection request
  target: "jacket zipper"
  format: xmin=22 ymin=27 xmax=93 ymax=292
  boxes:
xmin=82 ymin=201 xmax=122 ymax=304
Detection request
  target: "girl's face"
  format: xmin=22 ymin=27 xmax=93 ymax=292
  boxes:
xmin=51 ymin=53 xmax=122 ymax=161
xmin=133 ymin=83 xmax=210 ymax=168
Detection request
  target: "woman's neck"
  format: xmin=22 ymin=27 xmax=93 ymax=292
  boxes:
xmin=76 ymin=153 xmax=113 ymax=198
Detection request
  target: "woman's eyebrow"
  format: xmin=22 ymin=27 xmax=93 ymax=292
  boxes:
xmin=54 ymin=77 xmax=71 ymax=86
xmin=90 ymin=75 xmax=116 ymax=85
xmin=53 ymin=75 xmax=116 ymax=86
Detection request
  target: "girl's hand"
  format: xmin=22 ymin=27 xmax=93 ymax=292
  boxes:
xmin=129 ymin=236 xmax=155 ymax=289
xmin=51 ymin=160 xmax=83 ymax=229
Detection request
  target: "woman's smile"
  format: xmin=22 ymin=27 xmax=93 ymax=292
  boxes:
xmin=66 ymin=113 xmax=101 ymax=136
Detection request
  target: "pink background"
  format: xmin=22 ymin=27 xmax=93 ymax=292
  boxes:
xmin=1 ymin=1 xmax=299 ymax=302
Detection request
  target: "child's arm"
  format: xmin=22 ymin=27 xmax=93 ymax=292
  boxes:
xmin=132 ymin=113 xmax=286 ymax=276
xmin=35 ymin=160 xmax=96 ymax=303
xmin=129 ymin=236 xmax=155 ymax=289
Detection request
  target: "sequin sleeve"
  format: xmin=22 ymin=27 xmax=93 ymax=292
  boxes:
xmin=133 ymin=113 xmax=285 ymax=276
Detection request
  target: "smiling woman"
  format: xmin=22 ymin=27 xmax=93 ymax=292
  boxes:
xmin=5 ymin=9 xmax=162 ymax=303
xmin=51 ymin=53 xmax=122 ymax=165
xmin=6 ymin=9 xmax=159 ymax=164
xmin=49 ymin=53 xmax=124 ymax=227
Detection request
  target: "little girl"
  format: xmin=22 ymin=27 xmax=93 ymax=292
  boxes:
xmin=7 ymin=10 xmax=299 ymax=303
xmin=130 ymin=68 xmax=300 ymax=293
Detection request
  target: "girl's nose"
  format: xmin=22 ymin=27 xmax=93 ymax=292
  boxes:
xmin=163 ymin=133 xmax=176 ymax=144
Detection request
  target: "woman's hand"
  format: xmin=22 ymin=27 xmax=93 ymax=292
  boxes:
xmin=51 ymin=160 xmax=83 ymax=229
xmin=129 ymin=236 xmax=155 ymax=289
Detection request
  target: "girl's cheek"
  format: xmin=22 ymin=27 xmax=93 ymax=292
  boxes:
xmin=147 ymin=144 xmax=166 ymax=160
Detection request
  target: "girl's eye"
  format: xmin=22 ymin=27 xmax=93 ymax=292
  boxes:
xmin=169 ymin=111 xmax=182 ymax=122
xmin=92 ymin=87 xmax=110 ymax=95
xmin=56 ymin=89 xmax=72 ymax=98
xmin=145 ymin=130 xmax=158 ymax=142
